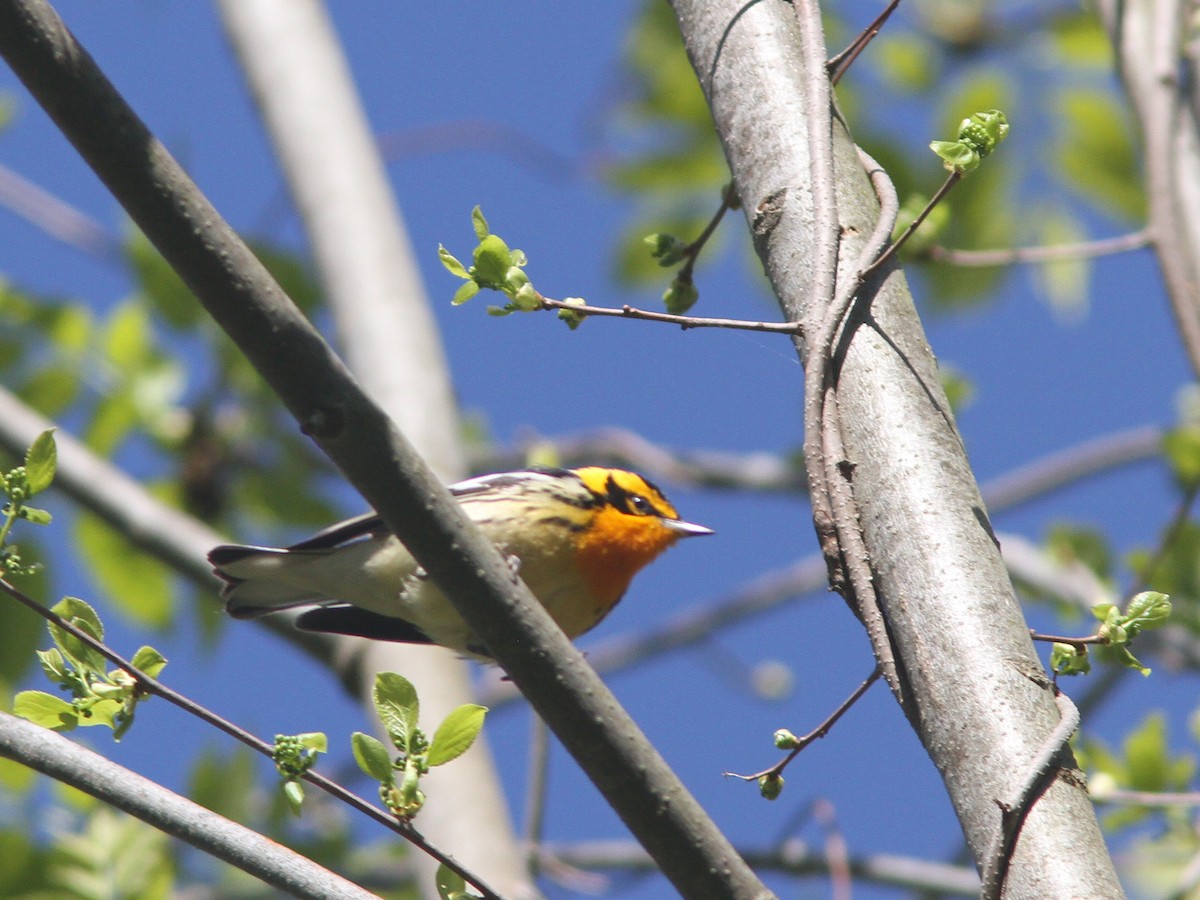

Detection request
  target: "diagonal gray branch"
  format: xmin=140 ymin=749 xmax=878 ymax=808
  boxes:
xmin=0 ymin=711 xmax=380 ymax=900
xmin=669 ymin=1 xmax=1122 ymax=895
xmin=213 ymin=3 xmax=527 ymax=896
xmin=0 ymin=2 xmax=768 ymax=896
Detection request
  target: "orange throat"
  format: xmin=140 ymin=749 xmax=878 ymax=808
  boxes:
xmin=574 ymin=505 xmax=680 ymax=611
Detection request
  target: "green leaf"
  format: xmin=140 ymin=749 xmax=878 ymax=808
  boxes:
xmin=427 ymin=704 xmax=487 ymax=767
xmin=663 ymin=278 xmax=699 ymax=315
xmin=351 ymin=731 xmax=395 ymax=783
xmin=556 ymin=298 xmax=587 ymax=330
xmin=374 ymin=672 xmax=420 ymax=750
xmin=130 ymin=646 xmax=168 ymax=680
xmin=873 ymin=33 xmax=939 ymax=92
xmin=48 ymin=597 xmax=108 ymax=674
xmin=18 ymin=506 xmax=51 ymax=526
xmin=21 ymin=365 xmax=80 ymax=417
xmin=471 ymin=205 xmax=490 ymax=241
xmin=1046 ymin=523 xmax=1113 ymax=582
xmin=77 ymin=697 xmax=124 ymax=731
xmin=930 ymin=140 xmax=979 ymax=173
xmin=436 ymin=863 xmax=469 ymax=900
xmin=188 ymin=746 xmax=256 ymax=823
xmin=1124 ymin=713 xmax=1171 ymax=791
xmin=452 ymin=280 xmax=480 ymax=306
xmin=85 ymin=390 xmax=139 ymax=458
xmin=283 ymin=779 xmax=306 ymax=815
xmin=296 ymin=732 xmax=328 ymax=753
xmin=23 ymin=430 xmax=56 ymax=496
xmin=1050 ymin=642 xmax=1091 ymax=676
xmin=439 ymin=244 xmax=469 ymax=279
xmin=36 ymin=647 xmax=69 ymax=683
xmin=471 ymin=235 xmax=514 ymax=286
xmin=75 ymin=512 xmax=173 ymax=629
xmin=13 ymin=690 xmax=77 ymax=730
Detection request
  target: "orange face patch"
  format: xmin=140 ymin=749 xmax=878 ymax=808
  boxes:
xmin=573 ymin=502 xmax=683 ymax=611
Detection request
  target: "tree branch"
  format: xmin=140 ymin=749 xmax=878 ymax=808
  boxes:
xmin=1097 ymin=0 xmax=1200 ymax=377
xmin=536 ymin=838 xmax=981 ymax=896
xmin=0 ymin=711 xmax=381 ymax=900
xmin=0 ymin=2 xmax=766 ymax=895
xmin=213 ymin=3 xmax=527 ymax=896
xmin=670 ymin=0 xmax=1122 ymax=894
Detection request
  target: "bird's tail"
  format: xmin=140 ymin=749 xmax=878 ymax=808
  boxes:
xmin=209 ymin=544 xmax=331 ymax=618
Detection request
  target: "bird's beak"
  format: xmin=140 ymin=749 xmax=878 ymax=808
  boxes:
xmin=664 ymin=519 xmax=714 ymax=537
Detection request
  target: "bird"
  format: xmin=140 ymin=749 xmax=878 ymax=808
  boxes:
xmin=209 ymin=466 xmax=712 ymax=660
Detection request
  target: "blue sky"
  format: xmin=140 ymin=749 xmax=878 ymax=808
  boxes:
xmin=0 ymin=3 xmax=1191 ymax=897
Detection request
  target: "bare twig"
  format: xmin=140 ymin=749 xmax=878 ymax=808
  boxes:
xmin=536 ymin=295 xmax=799 ymax=334
xmin=537 ymin=837 xmax=980 ymax=896
xmin=726 ymin=666 xmax=881 ymax=782
xmin=0 ymin=160 xmax=123 ymax=260
xmin=928 ymin=228 xmax=1153 ymax=267
xmin=674 ymin=181 xmax=741 ymax=286
xmin=826 ymin=0 xmax=903 ymax=86
xmin=863 ymin=171 xmax=960 ymax=280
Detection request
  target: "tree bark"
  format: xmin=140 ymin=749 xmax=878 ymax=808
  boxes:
xmin=670 ymin=1 xmax=1125 ymax=895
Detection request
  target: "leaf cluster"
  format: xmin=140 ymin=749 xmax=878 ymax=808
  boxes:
xmin=352 ymin=673 xmax=487 ymax=821
xmin=14 ymin=597 xmax=167 ymax=741
xmin=1050 ymin=591 xmax=1171 ymax=677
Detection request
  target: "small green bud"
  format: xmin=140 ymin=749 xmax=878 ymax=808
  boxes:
xmin=557 ymin=297 xmax=587 ymax=330
xmin=511 ymin=283 xmax=540 ymax=311
xmin=758 ymin=773 xmax=784 ymax=800
xmin=773 ymin=728 xmax=799 ymax=750
xmin=644 ymin=233 xmax=688 ymax=266
xmin=663 ymin=278 xmax=699 ymax=315
xmin=1050 ymin=642 xmax=1091 ymax=677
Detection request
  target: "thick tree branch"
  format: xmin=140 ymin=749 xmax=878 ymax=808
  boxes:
xmin=0 ymin=2 xmax=767 ymax=896
xmin=0 ymin=711 xmax=380 ymax=900
xmin=213 ymin=3 xmax=527 ymax=897
xmin=1097 ymin=0 xmax=1200 ymax=377
xmin=669 ymin=0 xmax=1122 ymax=895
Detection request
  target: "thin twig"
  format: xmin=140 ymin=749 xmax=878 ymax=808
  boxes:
xmin=0 ymin=578 xmax=500 ymax=900
xmin=726 ymin=666 xmax=881 ymax=782
xmin=1029 ymin=632 xmax=1106 ymax=649
xmin=863 ymin=171 xmax=960 ymax=280
xmin=674 ymin=181 xmax=740 ymax=285
xmin=0 ymin=161 xmax=124 ymax=261
xmin=928 ymin=228 xmax=1153 ymax=267
xmin=536 ymin=295 xmax=800 ymax=334
xmin=536 ymin=837 xmax=981 ymax=896
xmin=979 ymin=689 xmax=1080 ymax=900
xmin=826 ymin=0 xmax=903 ymax=86
xmin=1095 ymin=788 xmax=1200 ymax=807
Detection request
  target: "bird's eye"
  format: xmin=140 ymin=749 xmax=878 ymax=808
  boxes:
xmin=629 ymin=494 xmax=653 ymax=515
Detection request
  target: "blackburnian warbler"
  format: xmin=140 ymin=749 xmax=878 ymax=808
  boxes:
xmin=209 ymin=466 xmax=712 ymax=659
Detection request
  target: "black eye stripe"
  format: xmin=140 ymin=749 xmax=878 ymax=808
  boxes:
xmin=604 ymin=474 xmax=658 ymax=516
